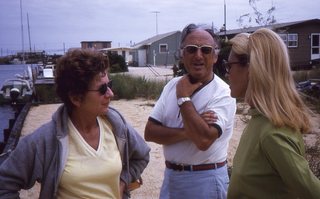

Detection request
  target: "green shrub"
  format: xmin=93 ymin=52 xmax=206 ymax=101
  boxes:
xmin=108 ymin=53 xmax=128 ymax=73
xmin=110 ymin=74 xmax=165 ymax=100
xmin=292 ymin=68 xmax=320 ymax=82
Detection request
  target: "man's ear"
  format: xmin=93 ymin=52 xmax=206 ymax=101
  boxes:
xmin=180 ymin=49 xmax=184 ymax=59
xmin=213 ymin=54 xmax=218 ymax=64
xmin=179 ymin=50 xmax=185 ymax=65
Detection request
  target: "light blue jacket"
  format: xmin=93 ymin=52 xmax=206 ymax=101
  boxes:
xmin=0 ymin=104 xmax=150 ymax=199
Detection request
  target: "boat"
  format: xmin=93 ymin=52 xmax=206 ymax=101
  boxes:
xmin=34 ymin=62 xmax=60 ymax=103
xmin=0 ymin=78 xmax=33 ymax=104
xmin=10 ymin=58 xmax=26 ymax=65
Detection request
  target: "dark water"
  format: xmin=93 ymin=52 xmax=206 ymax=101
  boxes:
xmin=0 ymin=64 xmax=26 ymax=142
xmin=0 ymin=105 xmax=16 ymax=141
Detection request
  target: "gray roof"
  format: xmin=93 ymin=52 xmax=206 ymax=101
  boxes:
xmin=99 ymin=47 xmax=132 ymax=51
xmin=132 ymin=31 xmax=180 ymax=49
xmin=217 ymin=18 xmax=320 ymax=36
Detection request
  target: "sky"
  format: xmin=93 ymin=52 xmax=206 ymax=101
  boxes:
xmin=0 ymin=0 xmax=319 ymax=55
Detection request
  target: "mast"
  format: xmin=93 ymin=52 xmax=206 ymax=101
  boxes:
xmin=224 ymin=0 xmax=227 ymax=38
xmin=20 ymin=0 xmax=25 ymax=62
xmin=27 ymin=13 xmax=32 ymax=52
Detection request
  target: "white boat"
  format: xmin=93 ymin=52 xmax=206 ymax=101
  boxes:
xmin=10 ymin=58 xmax=26 ymax=65
xmin=36 ymin=62 xmax=55 ymax=78
xmin=0 ymin=79 xmax=33 ymax=104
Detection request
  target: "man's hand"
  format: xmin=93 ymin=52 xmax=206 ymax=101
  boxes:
xmin=200 ymin=111 xmax=218 ymax=125
xmin=176 ymin=75 xmax=202 ymax=98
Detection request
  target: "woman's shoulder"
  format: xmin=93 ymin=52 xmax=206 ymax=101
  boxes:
xmin=258 ymin=120 xmax=304 ymax=150
xmin=17 ymin=120 xmax=57 ymax=151
xmin=104 ymin=107 xmax=127 ymax=135
xmin=106 ymin=106 xmax=124 ymax=122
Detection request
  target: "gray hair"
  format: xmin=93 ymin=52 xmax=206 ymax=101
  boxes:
xmin=180 ymin=23 xmax=221 ymax=53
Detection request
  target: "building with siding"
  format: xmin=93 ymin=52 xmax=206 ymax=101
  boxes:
xmin=218 ymin=18 xmax=320 ymax=70
xmin=81 ymin=41 xmax=112 ymax=50
xmin=99 ymin=47 xmax=132 ymax=65
xmin=131 ymin=31 xmax=181 ymax=67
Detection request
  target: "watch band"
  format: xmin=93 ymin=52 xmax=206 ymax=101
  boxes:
xmin=177 ymin=97 xmax=191 ymax=107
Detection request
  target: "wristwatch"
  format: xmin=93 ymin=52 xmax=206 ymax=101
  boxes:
xmin=177 ymin=97 xmax=191 ymax=107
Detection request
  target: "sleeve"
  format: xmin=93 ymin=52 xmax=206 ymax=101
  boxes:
xmin=205 ymin=90 xmax=236 ymax=136
xmin=0 ymin=135 xmax=42 ymax=198
xmin=149 ymin=91 xmax=165 ymax=123
xmin=261 ymin=132 xmax=320 ymax=199
xmin=149 ymin=78 xmax=178 ymax=123
xmin=123 ymin=122 xmax=151 ymax=184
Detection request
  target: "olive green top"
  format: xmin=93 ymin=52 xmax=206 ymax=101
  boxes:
xmin=228 ymin=109 xmax=320 ymax=199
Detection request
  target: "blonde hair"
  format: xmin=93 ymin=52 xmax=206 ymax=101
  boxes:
xmin=231 ymin=28 xmax=312 ymax=133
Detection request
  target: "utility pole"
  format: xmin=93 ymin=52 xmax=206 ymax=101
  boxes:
xmin=151 ymin=11 xmax=160 ymax=35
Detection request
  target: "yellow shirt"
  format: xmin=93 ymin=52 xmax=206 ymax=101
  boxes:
xmin=57 ymin=116 xmax=122 ymax=199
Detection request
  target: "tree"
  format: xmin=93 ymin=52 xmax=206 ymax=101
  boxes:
xmin=237 ymin=0 xmax=276 ymax=28
xmin=107 ymin=52 xmax=128 ymax=73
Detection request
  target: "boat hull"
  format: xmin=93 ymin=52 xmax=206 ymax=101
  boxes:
xmin=0 ymin=79 xmax=33 ymax=105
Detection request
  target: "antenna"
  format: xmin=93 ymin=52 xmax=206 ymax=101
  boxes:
xmin=151 ymin=11 xmax=160 ymax=35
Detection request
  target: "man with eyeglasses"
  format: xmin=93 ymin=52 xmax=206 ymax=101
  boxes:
xmin=145 ymin=24 xmax=236 ymax=199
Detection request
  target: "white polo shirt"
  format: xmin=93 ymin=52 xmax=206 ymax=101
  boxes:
xmin=150 ymin=75 xmax=236 ymax=165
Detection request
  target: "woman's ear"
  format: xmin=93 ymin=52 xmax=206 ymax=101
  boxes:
xmin=69 ymin=93 xmax=82 ymax=107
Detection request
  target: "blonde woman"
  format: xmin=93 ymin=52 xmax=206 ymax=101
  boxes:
xmin=225 ymin=28 xmax=320 ymax=199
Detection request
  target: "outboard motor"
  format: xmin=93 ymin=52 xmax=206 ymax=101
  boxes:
xmin=10 ymin=88 xmax=20 ymax=102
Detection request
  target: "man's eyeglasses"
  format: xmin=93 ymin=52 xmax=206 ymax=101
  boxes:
xmin=88 ymin=80 xmax=112 ymax=95
xmin=183 ymin=45 xmax=215 ymax=55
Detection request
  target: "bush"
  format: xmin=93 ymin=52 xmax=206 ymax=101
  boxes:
xmin=0 ymin=57 xmax=11 ymax=64
xmin=292 ymin=68 xmax=320 ymax=82
xmin=108 ymin=53 xmax=128 ymax=73
xmin=110 ymin=74 xmax=165 ymax=100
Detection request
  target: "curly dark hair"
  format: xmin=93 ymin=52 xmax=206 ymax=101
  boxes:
xmin=55 ymin=49 xmax=109 ymax=112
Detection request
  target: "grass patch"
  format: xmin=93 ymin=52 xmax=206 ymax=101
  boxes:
xmin=292 ymin=68 xmax=320 ymax=82
xmin=110 ymin=73 xmax=166 ymax=100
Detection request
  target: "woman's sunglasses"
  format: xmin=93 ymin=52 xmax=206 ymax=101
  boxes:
xmin=222 ymin=60 xmax=246 ymax=74
xmin=183 ymin=45 xmax=214 ymax=54
xmin=88 ymin=80 xmax=112 ymax=95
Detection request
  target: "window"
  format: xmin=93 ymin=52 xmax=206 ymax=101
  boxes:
xmin=278 ymin=33 xmax=298 ymax=48
xmin=279 ymin=34 xmax=287 ymax=46
xmin=159 ymin=44 xmax=168 ymax=53
xmin=311 ymin=34 xmax=320 ymax=55
xmin=287 ymin=34 xmax=298 ymax=48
